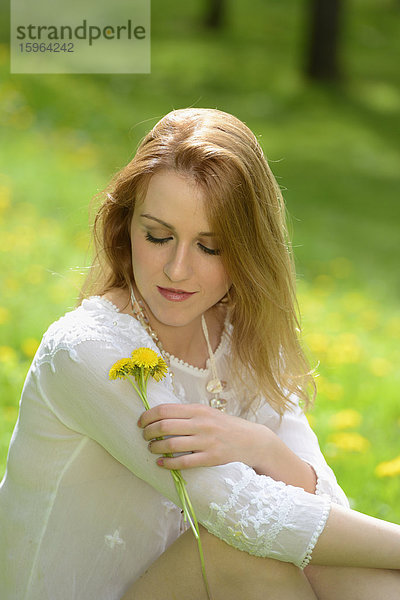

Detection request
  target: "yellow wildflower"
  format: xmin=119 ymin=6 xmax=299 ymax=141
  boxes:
xmin=369 ymin=357 xmax=392 ymax=377
xmin=375 ymin=456 xmax=400 ymax=478
xmin=131 ymin=348 xmax=168 ymax=382
xmin=131 ymin=347 xmax=159 ymax=369
xmin=327 ymin=333 xmax=362 ymax=365
xmin=109 ymin=347 xmax=208 ymax=595
xmin=109 ymin=358 xmax=135 ymax=380
xmin=328 ymin=432 xmax=370 ymax=453
xmin=21 ymin=338 xmax=40 ymax=358
xmin=109 ymin=349 xmax=167 ymax=384
xmin=330 ymin=409 xmax=362 ymax=430
xmin=307 ymin=333 xmax=329 ymax=354
xmin=151 ymin=356 xmax=168 ymax=382
xmin=0 ymin=345 xmax=18 ymax=365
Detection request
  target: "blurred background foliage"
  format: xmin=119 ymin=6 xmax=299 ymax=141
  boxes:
xmin=1 ymin=0 xmax=399 ymax=521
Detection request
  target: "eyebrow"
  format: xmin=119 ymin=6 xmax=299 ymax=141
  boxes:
xmin=140 ymin=213 xmax=215 ymax=237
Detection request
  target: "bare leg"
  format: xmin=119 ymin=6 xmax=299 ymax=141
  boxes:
xmin=122 ymin=526 xmax=318 ymax=600
xmin=305 ymin=564 xmax=400 ymax=600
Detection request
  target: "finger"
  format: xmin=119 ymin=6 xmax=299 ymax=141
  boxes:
xmin=142 ymin=418 xmax=197 ymax=441
xmin=138 ymin=403 xmax=209 ymax=428
xmin=148 ymin=435 xmax=205 ymax=455
xmin=156 ymin=451 xmax=220 ymax=470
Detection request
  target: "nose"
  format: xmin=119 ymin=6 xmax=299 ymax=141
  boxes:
xmin=163 ymin=242 xmax=193 ymax=282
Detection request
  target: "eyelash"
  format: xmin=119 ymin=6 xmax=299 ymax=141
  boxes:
xmin=145 ymin=232 xmax=220 ymax=256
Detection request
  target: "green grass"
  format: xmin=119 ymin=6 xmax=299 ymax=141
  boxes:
xmin=1 ymin=0 xmax=399 ymax=522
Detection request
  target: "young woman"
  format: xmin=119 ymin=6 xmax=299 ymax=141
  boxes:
xmin=0 ymin=108 xmax=399 ymax=600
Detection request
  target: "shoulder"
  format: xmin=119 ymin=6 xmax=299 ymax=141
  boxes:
xmin=34 ymin=296 xmax=155 ymax=369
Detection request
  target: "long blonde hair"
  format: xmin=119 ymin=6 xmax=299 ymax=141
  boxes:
xmin=81 ymin=108 xmax=315 ymax=415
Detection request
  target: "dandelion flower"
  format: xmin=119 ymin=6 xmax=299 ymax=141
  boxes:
xmin=131 ymin=347 xmax=159 ymax=369
xmin=330 ymin=409 xmax=362 ymax=430
xmin=328 ymin=432 xmax=370 ymax=453
xmin=375 ymin=456 xmax=400 ymax=478
xmin=109 ymin=347 xmax=209 ymax=597
xmin=109 ymin=358 xmax=135 ymax=380
xmin=21 ymin=338 xmax=40 ymax=359
xmin=130 ymin=348 xmax=167 ymax=382
xmin=0 ymin=346 xmax=18 ymax=365
xmin=151 ymin=356 xmax=168 ymax=382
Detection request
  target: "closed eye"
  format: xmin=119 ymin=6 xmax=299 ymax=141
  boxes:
xmin=145 ymin=232 xmax=172 ymax=245
xmin=145 ymin=232 xmax=220 ymax=256
xmin=198 ymin=244 xmax=221 ymax=256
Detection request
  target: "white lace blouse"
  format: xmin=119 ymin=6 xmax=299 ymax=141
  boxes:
xmin=0 ymin=297 xmax=349 ymax=600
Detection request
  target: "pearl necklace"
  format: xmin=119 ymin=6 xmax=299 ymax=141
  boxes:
xmin=129 ymin=285 xmax=227 ymax=411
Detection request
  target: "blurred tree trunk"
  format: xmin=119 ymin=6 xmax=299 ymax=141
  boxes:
xmin=204 ymin=0 xmax=226 ymax=29
xmin=306 ymin=0 xmax=343 ymax=81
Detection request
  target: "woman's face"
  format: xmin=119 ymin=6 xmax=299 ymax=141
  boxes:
xmin=130 ymin=170 xmax=231 ymax=329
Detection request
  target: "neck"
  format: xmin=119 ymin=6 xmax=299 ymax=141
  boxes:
xmin=155 ymin=315 xmax=207 ymax=365
xmin=131 ymin=285 xmax=223 ymax=369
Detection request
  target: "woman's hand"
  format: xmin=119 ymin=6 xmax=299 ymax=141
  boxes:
xmin=137 ymin=403 xmax=272 ymax=472
xmin=138 ymin=403 xmax=317 ymax=493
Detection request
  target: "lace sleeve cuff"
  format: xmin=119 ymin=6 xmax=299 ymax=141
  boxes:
xmin=192 ymin=462 xmax=332 ymax=569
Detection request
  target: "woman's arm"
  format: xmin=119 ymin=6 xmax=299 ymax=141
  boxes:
xmin=140 ymin=403 xmax=317 ymax=492
xmin=310 ymin=503 xmax=400 ymax=569
xmin=39 ymin=342 xmax=329 ymax=567
xmin=258 ymin=397 xmax=349 ymax=506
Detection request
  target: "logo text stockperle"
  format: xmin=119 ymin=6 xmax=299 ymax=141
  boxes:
xmin=15 ymin=19 xmax=146 ymax=46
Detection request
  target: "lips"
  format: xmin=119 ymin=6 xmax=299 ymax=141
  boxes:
xmin=157 ymin=286 xmax=196 ymax=302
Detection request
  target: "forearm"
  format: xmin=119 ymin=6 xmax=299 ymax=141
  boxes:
xmin=252 ymin=424 xmax=317 ymax=494
xmin=141 ymin=404 xmax=317 ymax=494
xmin=311 ymin=503 xmax=400 ymax=569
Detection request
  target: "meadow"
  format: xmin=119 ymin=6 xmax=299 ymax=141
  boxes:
xmin=1 ymin=0 xmax=399 ymax=522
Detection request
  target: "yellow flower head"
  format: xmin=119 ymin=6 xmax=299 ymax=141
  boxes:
xmin=328 ymin=432 xmax=370 ymax=453
xmin=151 ymin=356 xmax=168 ymax=382
xmin=375 ymin=456 xmax=400 ymax=478
xmin=330 ymin=409 xmax=362 ymax=430
xmin=131 ymin=347 xmax=168 ymax=382
xmin=109 ymin=358 xmax=135 ymax=380
xmin=109 ymin=348 xmax=168 ymax=384
xmin=131 ymin=347 xmax=159 ymax=369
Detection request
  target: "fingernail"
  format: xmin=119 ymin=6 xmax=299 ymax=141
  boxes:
xmin=156 ymin=458 xmax=164 ymax=466
xmin=137 ymin=418 xmax=142 ymax=427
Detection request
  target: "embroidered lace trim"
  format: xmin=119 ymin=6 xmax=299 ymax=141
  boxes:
xmin=164 ymin=313 xmax=232 ymax=374
xmin=299 ymin=499 xmax=331 ymax=568
xmin=202 ymin=464 xmax=294 ymax=557
xmin=94 ymin=296 xmax=230 ymax=375
xmin=165 ymin=332 xmax=229 ymax=374
xmin=33 ymin=297 xmax=173 ymax=394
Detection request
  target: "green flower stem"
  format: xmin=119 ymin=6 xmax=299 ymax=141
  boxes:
xmin=126 ymin=374 xmax=212 ymax=600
